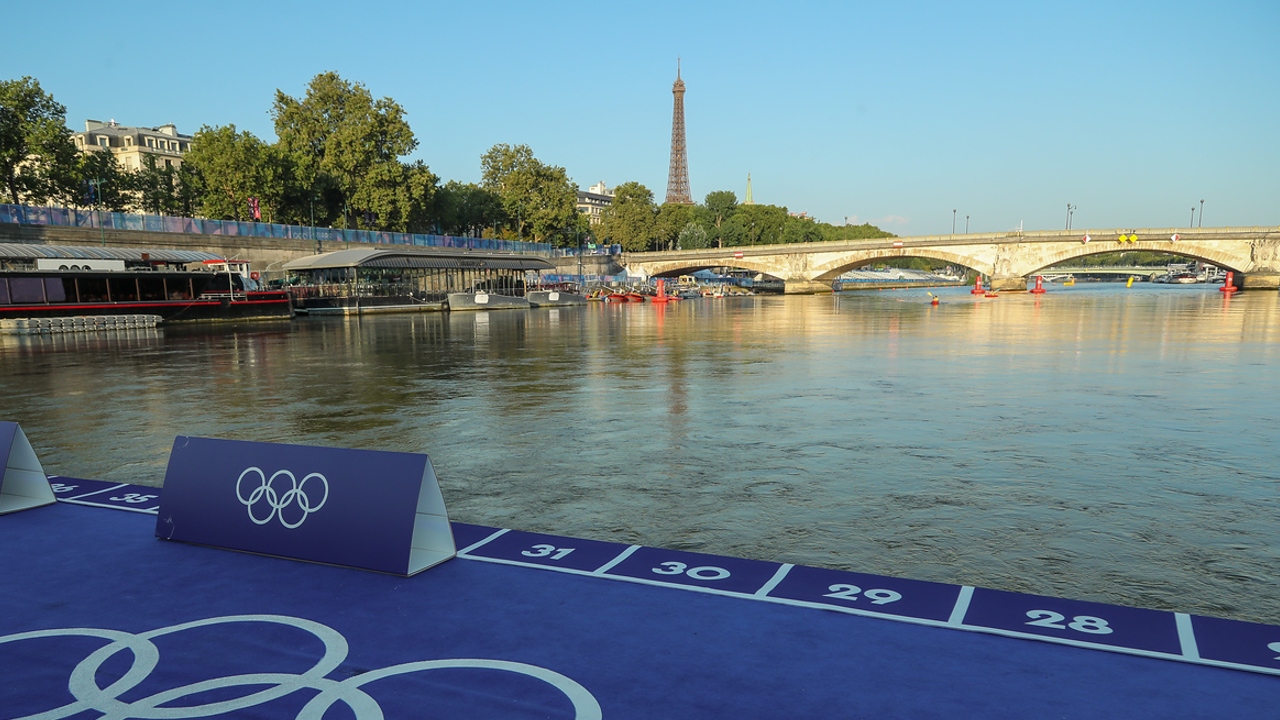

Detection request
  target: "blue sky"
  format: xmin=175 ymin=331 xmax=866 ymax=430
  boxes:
xmin=4 ymin=1 xmax=1276 ymax=235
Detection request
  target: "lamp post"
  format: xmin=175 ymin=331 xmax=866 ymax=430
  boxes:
xmin=1066 ymin=203 xmax=1076 ymax=230
xmin=966 ymin=215 xmax=970 ymax=234
xmin=92 ymin=178 xmax=106 ymax=247
xmin=1190 ymin=207 xmax=1196 ymax=228
xmin=1199 ymin=199 xmax=1204 ymax=228
xmin=952 ymin=209 xmax=956 ymax=236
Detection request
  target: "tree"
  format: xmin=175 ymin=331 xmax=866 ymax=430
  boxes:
xmin=677 ymin=221 xmax=710 ymax=250
xmin=74 ymin=151 xmax=131 ymax=212
xmin=273 ymin=72 xmax=422 ymax=229
xmin=132 ymin=155 xmax=183 ymax=216
xmin=656 ymin=202 xmax=695 ymax=251
xmin=820 ymin=222 xmax=894 ymax=241
xmin=434 ymin=180 xmax=507 ymax=237
xmin=182 ymin=124 xmax=286 ymax=221
xmin=0 ymin=77 xmax=76 ymax=205
xmin=480 ymin=143 xmax=579 ymax=245
xmin=780 ymin=214 xmax=824 ymax=244
xmin=597 ymin=181 xmax=657 ymax=251
xmin=703 ymin=190 xmax=738 ymax=247
xmin=724 ymin=203 xmax=787 ymax=246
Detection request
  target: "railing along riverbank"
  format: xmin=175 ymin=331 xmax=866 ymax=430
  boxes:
xmin=0 ymin=203 xmax=553 ymax=256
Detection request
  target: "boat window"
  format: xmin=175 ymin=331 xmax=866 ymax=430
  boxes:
xmin=44 ymin=277 xmax=67 ymax=303
xmin=138 ymin=276 xmax=165 ymax=301
xmin=108 ymin=277 xmax=139 ymax=302
xmin=78 ymin=277 xmax=108 ymax=302
xmin=59 ymin=278 xmax=77 ymax=302
xmin=0 ymin=279 xmax=8 ymax=304
xmin=166 ymin=278 xmax=192 ymax=300
xmin=9 ymin=277 xmax=45 ymax=303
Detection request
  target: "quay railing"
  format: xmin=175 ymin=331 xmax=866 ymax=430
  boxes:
xmin=0 ymin=203 xmax=554 ymax=256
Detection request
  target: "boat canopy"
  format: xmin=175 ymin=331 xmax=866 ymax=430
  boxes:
xmin=0 ymin=243 xmax=223 ymax=264
xmin=282 ymin=248 xmax=554 ymax=273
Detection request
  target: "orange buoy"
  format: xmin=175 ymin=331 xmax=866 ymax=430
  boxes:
xmin=1220 ymin=271 xmax=1239 ymax=294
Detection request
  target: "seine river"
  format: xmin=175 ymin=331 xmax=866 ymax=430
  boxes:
xmin=3 ymin=284 xmax=1278 ymax=625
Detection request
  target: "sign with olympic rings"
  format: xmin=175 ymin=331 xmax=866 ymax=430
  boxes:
xmin=156 ymin=436 xmax=455 ymax=575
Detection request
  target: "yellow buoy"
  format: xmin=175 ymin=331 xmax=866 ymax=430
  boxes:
xmin=1126 ymin=276 xmax=1134 ymax=288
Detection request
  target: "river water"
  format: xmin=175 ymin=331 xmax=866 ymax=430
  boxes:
xmin=3 ymin=283 xmax=1278 ymax=625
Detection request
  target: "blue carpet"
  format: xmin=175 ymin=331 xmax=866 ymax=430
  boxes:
xmin=1 ymin=498 xmax=1277 ymax=719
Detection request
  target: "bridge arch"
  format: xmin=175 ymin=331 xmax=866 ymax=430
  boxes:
xmin=1021 ymin=241 xmax=1247 ymax=276
xmin=810 ymin=248 xmax=980 ymax=282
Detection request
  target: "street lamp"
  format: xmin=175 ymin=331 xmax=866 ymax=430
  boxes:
xmin=952 ymin=209 xmax=956 ymax=236
xmin=966 ymin=215 xmax=970 ymax=234
xmin=1066 ymin=203 xmax=1076 ymax=230
xmin=1199 ymin=199 xmax=1204 ymax=228
xmin=1191 ymin=207 xmax=1196 ymax=228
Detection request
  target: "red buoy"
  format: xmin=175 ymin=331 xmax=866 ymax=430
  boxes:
xmin=1220 ymin=271 xmax=1239 ymax=294
xmin=1030 ymin=275 xmax=1046 ymax=294
xmin=970 ymin=276 xmax=985 ymax=295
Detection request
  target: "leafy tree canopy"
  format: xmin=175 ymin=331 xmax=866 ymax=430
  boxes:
xmin=0 ymin=76 xmax=75 ymax=205
xmin=480 ymin=143 xmax=578 ymax=245
xmin=272 ymin=72 xmax=426 ymax=229
xmin=597 ymin=181 xmax=657 ymax=252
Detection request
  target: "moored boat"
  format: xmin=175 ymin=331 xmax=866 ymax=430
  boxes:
xmin=0 ymin=261 xmax=292 ymax=323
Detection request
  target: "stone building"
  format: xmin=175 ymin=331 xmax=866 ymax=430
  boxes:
xmin=576 ymin=181 xmax=614 ymax=225
xmin=70 ymin=120 xmax=193 ymax=172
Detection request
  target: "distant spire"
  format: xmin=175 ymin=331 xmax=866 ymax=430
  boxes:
xmin=744 ymin=173 xmax=753 ymax=205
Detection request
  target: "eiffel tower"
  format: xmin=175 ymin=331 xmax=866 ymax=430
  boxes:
xmin=665 ymin=61 xmax=693 ymax=205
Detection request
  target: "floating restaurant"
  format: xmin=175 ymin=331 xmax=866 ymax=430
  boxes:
xmin=281 ymin=247 xmax=564 ymax=314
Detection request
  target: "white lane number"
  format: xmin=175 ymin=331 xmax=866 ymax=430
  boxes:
xmin=822 ymin=583 xmax=903 ymax=605
xmin=1025 ymin=610 xmax=1113 ymax=635
xmin=652 ymin=561 xmax=731 ymax=581
xmin=521 ymin=544 xmax=575 ymax=560
xmin=108 ymin=493 xmax=158 ymax=504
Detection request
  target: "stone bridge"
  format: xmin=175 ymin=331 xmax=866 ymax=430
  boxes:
xmin=621 ymin=226 xmax=1280 ymax=293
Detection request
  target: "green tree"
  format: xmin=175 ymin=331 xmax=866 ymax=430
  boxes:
xmin=597 ymin=181 xmax=657 ymax=251
xmin=182 ymin=124 xmax=284 ymax=221
xmin=273 ymin=72 xmax=421 ymax=229
xmin=820 ymin=222 xmax=894 ymax=241
xmin=780 ymin=214 xmax=824 ymax=244
xmin=677 ymin=221 xmax=710 ymax=250
xmin=703 ymin=190 xmax=738 ymax=247
xmin=131 ymin=155 xmax=184 ymax=215
xmin=0 ymin=77 xmax=76 ymax=205
xmin=724 ymin=203 xmax=788 ymax=246
xmin=656 ymin=202 xmax=695 ymax=251
xmin=50 ymin=150 xmax=132 ymax=212
xmin=434 ymin=180 xmax=507 ymax=237
xmin=480 ymin=143 xmax=578 ymax=245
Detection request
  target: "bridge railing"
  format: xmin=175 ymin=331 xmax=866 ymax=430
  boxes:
xmin=0 ymin=203 xmax=554 ymax=256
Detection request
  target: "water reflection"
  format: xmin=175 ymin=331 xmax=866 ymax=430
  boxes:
xmin=2 ymin=284 xmax=1278 ymax=624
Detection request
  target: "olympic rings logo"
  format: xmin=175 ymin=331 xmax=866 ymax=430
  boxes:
xmin=235 ymin=467 xmax=329 ymax=529
xmin=0 ymin=614 xmax=602 ymax=719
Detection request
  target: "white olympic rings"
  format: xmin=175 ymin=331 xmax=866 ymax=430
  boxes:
xmin=235 ymin=467 xmax=329 ymax=529
xmin=0 ymin=614 xmax=602 ymax=720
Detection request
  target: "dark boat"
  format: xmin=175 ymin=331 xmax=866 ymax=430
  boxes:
xmin=0 ymin=260 xmax=292 ymax=323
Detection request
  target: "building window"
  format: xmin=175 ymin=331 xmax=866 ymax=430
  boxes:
xmin=146 ymin=137 xmax=154 ymax=148
xmin=97 ymin=136 xmax=109 ymax=147
xmin=125 ymin=137 xmax=133 ymax=147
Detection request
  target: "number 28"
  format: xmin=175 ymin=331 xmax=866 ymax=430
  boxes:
xmin=1025 ymin=610 xmax=1113 ymax=635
